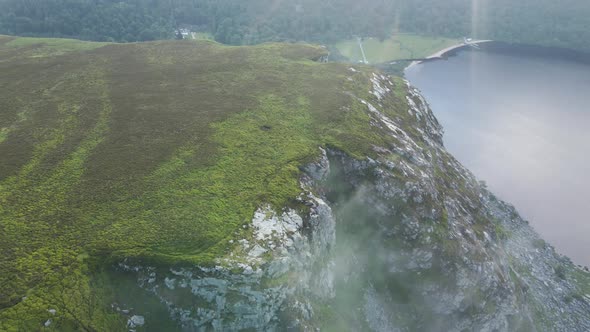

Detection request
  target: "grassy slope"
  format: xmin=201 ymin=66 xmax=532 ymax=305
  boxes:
xmin=335 ymin=34 xmax=459 ymax=64
xmin=0 ymin=36 xmax=411 ymax=330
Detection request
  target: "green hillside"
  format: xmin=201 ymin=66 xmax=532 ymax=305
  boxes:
xmin=0 ymin=36 xmax=412 ymax=330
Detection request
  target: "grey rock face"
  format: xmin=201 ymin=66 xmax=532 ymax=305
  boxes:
xmin=127 ymin=315 xmax=145 ymax=328
xmin=302 ymin=147 xmax=330 ymax=182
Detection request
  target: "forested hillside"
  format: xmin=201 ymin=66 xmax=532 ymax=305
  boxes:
xmin=1 ymin=0 xmax=589 ymax=51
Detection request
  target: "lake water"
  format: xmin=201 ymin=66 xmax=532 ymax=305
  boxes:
xmin=405 ymin=43 xmax=590 ymax=267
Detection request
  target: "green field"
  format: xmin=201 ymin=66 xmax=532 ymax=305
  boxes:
xmin=334 ymin=34 xmax=460 ymax=64
xmin=191 ymin=31 xmax=214 ymax=40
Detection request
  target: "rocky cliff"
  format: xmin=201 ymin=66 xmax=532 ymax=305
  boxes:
xmin=114 ymin=76 xmax=590 ymax=331
xmin=0 ymin=36 xmax=588 ymax=331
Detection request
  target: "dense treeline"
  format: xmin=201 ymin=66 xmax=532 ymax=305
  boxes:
xmin=398 ymin=0 xmax=590 ymax=51
xmin=0 ymin=0 xmax=398 ymax=43
xmin=0 ymin=0 xmax=589 ymax=51
xmin=0 ymin=0 xmax=174 ymax=42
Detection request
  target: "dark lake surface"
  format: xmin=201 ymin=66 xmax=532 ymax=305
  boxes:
xmin=405 ymin=43 xmax=590 ymax=266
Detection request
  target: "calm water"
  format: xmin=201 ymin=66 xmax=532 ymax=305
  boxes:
xmin=405 ymin=44 xmax=590 ymax=266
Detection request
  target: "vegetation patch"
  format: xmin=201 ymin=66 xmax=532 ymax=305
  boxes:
xmin=192 ymin=32 xmax=214 ymax=40
xmin=571 ymin=268 xmax=590 ymax=296
xmin=0 ymin=127 xmax=7 ymax=144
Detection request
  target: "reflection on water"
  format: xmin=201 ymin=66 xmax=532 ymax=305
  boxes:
xmin=406 ymin=45 xmax=590 ymax=266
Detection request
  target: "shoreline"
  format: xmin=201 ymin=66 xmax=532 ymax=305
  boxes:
xmin=404 ymin=44 xmax=590 ymax=268
xmin=405 ymin=40 xmax=494 ymax=70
